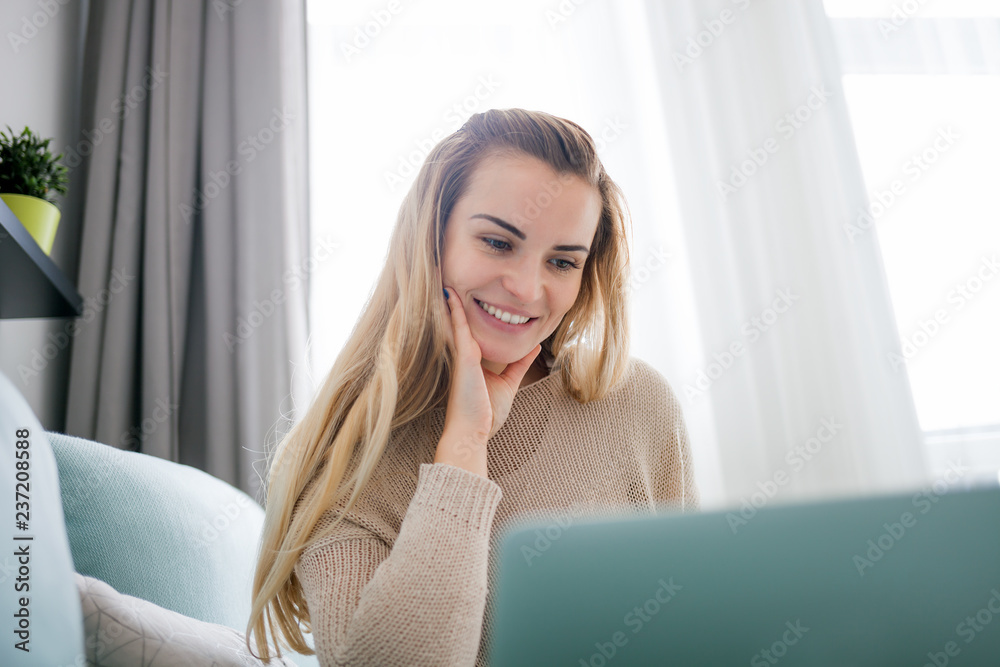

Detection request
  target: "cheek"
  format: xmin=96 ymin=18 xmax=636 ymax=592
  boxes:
xmin=557 ymin=283 xmax=583 ymax=315
xmin=541 ymin=290 xmax=580 ymax=333
xmin=440 ymin=243 xmax=468 ymax=284
xmin=446 ymin=251 xmax=495 ymax=287
xmin=443 ymin=258 xmax=476 ymax=288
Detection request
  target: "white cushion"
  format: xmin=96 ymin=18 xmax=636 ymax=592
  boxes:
xmin=76 ymin=572 xmax=301 ymax=666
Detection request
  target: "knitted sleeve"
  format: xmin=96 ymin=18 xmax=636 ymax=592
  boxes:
xmin=650 ymin=372 xmax=701 ymax=512
xmin=294 ymin=462 xmax=503 ymax=667
xmin=672 ymin=393 xmax=700 ymax=511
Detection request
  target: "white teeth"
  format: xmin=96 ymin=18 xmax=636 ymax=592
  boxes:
xmin=477 ymin=299 xmax=531 ymax=325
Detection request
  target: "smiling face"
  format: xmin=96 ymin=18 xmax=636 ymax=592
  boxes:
xmin=441 ymin=150 xmax=602 ymax=379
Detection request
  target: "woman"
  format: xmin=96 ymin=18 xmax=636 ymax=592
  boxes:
xmin=246 ymin=108 xmax=698 ymax=666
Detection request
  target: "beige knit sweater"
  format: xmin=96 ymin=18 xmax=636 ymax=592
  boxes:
xmin=292 ymin=356 xmax=698 ymax=667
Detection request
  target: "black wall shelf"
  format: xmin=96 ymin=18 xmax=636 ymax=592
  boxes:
xmin=0 ymin=196 xmax=83 ymax=319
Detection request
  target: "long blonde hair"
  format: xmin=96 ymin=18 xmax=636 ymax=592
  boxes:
xmin=246 ymin=108 xmax=634 ymax=660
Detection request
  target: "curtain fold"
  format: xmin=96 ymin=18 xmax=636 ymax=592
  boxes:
xmin=638 ymin=0 xmax=930 ymax=505
xmin=66 ymin=0 xmax=310 ymax=500
xmin=829 ymin=17 xmax=1000 ymax=75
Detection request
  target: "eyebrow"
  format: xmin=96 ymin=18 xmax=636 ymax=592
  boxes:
xmin=470 ymin=214 xmax=591 ymax=254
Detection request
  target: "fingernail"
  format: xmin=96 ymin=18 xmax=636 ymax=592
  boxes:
xmin=443 ymin=288 xmax=449 ymax=300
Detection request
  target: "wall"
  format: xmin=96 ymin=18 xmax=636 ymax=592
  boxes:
xmin=0 ymin=0 xmax=85 ymax=431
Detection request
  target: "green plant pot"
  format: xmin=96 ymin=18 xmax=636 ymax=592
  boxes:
xmin=0 ymin=193 xmax=61 ymax=255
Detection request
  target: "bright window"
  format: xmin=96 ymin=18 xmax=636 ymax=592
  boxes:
xmin=825 ymin=1 xmax=1000 ymax=478
xmin=841 ymin=74 xmax=1000 ymax=431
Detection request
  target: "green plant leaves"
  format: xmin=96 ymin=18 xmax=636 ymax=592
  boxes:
xmin=0 ymin=125 xmax=69 ymax=204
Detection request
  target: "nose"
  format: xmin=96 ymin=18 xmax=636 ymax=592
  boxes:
xmin=499 ymin=254 xmax=544 ymax=305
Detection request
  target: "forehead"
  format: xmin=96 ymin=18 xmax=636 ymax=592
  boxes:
xmin=457 ymin=152 xmax=602 ymax=237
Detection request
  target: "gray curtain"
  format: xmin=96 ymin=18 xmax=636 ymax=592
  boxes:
xmin=66 ymin=0 xmax=311 ymax=501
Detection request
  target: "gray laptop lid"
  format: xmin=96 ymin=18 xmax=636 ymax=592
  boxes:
xmin=488 ymin=485 xmax=1000 ymax=666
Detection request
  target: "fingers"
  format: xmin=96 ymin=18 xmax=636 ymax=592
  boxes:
xmin=443 ymin=286 xmax=538 ymax=387
xmin=443 ymin=287 xmax=478 ymax=362
xmin=444 ymin=287 xmax=467 ymax=334
xmin=498 ymin=343 xmax=541 ymax=386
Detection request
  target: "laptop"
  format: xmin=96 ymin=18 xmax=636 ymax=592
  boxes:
xmin=487 ymin=484 xmax=1000 ymax=666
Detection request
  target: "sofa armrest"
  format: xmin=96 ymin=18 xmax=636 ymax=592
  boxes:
xmin=0 ymin=371 xmax=85 ymax=666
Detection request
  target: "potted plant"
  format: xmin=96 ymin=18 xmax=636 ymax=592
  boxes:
xmin=0 ymin=125 xmax=69 ymax=255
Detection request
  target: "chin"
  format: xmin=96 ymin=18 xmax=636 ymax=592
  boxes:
xmin=478 ymin=342 xmax=532 ymax=367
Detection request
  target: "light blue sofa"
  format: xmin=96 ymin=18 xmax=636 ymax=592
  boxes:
xmin=0 ymin=369 xmax=320 ymax=666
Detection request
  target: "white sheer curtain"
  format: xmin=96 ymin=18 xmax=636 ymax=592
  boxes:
xmin=306 ymin=0 xmax=731 ymax=504
xmin=618 ymin=0 xmax=931 ymax=508
xmin=829 ymin=16 xmax=1000 ymax=75
xmin=825 ymin=12 xmax=1000 ymax=482
xmin=307 ymin=0 xmax=933 ymax=510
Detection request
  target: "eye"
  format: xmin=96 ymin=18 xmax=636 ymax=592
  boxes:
xmin=483 ymin=238 xmax=510 ymax=252
xmin=481 ymin=238 xmax=581 ymax=273
xmin=552 ymin=259 xmax=580 ymax=273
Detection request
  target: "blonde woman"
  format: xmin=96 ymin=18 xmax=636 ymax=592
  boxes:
xmin=246 ymin=108 xmax=698 ymax=666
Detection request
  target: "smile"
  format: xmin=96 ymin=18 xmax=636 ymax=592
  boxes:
xmin=475 ymin=299 xmax=536 ymax=326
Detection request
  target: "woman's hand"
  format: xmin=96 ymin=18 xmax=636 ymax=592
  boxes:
xmin=435 ymin=287 xmax=540 ymax=476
